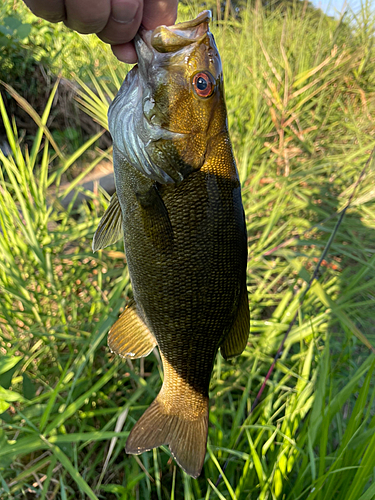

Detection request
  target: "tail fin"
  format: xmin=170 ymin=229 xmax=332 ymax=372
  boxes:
xmin=126 ymin=397 xmax=208 ymax=478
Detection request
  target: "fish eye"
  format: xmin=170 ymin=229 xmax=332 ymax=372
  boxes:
xmin=192 ymin=72 xmax=215 ymax=98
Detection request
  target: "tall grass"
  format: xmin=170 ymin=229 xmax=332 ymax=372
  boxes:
xmin=0 ymin=1 xmax=375 ymax=499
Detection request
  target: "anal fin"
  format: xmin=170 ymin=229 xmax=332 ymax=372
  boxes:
xmin=93 ymin=192 xmax=123 ymax=252
xmin=220 ymin=285 xmax=250 ymax=360
xmin=108 ymin=299 xmax=157 ymax=359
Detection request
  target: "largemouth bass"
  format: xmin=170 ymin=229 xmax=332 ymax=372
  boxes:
xmin=93 ymin=10 xmax=250 ymax=479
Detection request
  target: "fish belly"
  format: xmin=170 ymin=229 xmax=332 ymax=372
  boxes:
xmin=126 ymin=169 xmax=245 ymax=384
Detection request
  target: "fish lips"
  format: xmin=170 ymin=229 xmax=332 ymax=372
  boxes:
xmin=136 ymin=10 xmax=211 ymax=56
xmin=134 ymin=10 xmax=213 ymax=77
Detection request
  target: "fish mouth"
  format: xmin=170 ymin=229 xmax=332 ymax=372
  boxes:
xmin=135 ymin=10 xmax=211 ymax=57
xmin=133 ymin=13 xmax=213 ymax=139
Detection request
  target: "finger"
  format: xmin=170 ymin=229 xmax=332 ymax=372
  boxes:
xmin=23 ymin=0 xmax=66 ymax=23
xmin=111 ymin=42 xmax=138 ymax=64
xmin=110 ymin=0 xmax=177 ymax=63
xmin=142 ymin=0 xmax=178 ymax=30
xmin=64 ymin=0 xmax=111 ymax=34
xmin=98 ymin=0 xmax=143 ymax=45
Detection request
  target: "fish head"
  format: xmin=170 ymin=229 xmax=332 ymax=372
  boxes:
xmin=137 ymin=11 xmax=226 ymax=154
xmin=109 ymin=11 xmax=227 ymax=184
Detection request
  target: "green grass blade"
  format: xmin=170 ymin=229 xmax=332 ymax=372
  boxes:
xmin=48 ymin=442 xmax=99 ymax=500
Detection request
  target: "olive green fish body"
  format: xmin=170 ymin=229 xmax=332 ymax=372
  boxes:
xmin=94 ymin=11 xmax=250 ymax=478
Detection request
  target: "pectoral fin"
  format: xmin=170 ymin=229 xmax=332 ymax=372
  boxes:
xmin=92 ymin=192 xmax=123 ymax=252
xmin=137 ymin=185 xmax=174 ymax=253
xmin=108 ymin=299 xmax=157 ymax=358
xmin=220 ymin=285 xmax=250 ymax=360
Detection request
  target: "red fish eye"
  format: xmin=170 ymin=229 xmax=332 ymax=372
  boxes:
xmin=192 ymin=72 xmax=214 ymax=98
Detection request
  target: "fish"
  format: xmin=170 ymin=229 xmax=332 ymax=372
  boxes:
xmin=93 ymin=10 xmax=250 ymax=479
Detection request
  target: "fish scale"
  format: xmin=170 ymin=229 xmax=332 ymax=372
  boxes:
xmin=93 ymin=10 xmax=250 ymax=478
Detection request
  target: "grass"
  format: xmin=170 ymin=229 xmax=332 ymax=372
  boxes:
xmin=0 ymin=0 xmax=375 ymax=498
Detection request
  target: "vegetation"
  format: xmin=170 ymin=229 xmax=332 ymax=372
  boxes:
xmin=0 ymin=1 xmax=115 ymax=154
xmin=0 ymin=0 xmax=375 ymax=499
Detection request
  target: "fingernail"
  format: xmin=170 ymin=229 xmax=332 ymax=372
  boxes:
xmin=111 ymin=0 xmax=139 ymax=24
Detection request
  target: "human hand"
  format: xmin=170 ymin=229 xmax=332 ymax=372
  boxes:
xmin=23 ymin=0 xmax=178 ymax=63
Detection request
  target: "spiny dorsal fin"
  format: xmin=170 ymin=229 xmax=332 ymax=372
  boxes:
xmin=108 ymin=299 xmax=157 ymax=359
xmin=92 ymin=192 xmax=123 ymax=252
xmin=220 ymin=285 xmax=250 ymax=360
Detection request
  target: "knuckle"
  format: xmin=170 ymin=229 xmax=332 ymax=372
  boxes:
xmin=23 ymin=1 xmax=65 ymax=23
xmin=67 ymin=16 xmax=108 ymax=34
xmin=43 ymin=13 xmax=66 ymax=23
